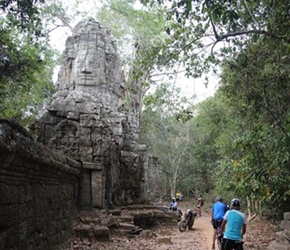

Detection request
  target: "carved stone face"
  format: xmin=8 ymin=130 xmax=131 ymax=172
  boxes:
xmin=73 ymin=49 xmax=103 ymax=87
xmin=55 ymin=18 xmax=124 ymax=109
xmin=57 ymin=19 xmax=120 ymax=91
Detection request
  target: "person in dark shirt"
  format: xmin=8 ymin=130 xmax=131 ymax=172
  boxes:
xmin=169 ymin=197 xmax=178 ymax=211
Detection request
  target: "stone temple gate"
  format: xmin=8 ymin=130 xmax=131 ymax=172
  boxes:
xmin=31 ymin=18 xmax=163 ymax=209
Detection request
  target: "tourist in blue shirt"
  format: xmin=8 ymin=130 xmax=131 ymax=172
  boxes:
xmin=211 ymin=196 xmax=227 ymax=249
xmin=220 ymin=198 xmax=247 ymax=250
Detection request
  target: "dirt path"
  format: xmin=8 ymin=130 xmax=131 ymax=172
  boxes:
xmin=65 ymin=212 xmax=278 ymax=250
xmin=195 ymin=213 xmax=214 ymax=249
xmin=66 ymin=212 xmax=216 ymax=250
xmin=65 ymin=202 xmax=278 ymax=250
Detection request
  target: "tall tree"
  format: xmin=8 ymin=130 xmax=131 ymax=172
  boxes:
xmin=140 ymin=0 xmax=290 ymax=82
xmin=217 ymin=36 xmax=290 ymax=216
xmin=96 ymin=0 xmax=169 ymax=118
xmin=140 ymin=82 xmax=195 ymax=197
xmin=0 ymin=0 xmax=57 ymax=124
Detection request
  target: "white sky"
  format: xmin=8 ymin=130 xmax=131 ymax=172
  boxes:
xmin=49 ymin=0 xmax=219 ymax=104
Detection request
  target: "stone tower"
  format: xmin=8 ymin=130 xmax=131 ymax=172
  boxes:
xmin=31 ymin=18 xmax=163 ymax=209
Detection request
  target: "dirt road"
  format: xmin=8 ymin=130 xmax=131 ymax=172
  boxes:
xmin=195 ymin=213 xmax=215 ymax=249
xmin=66 ymin=213 xmax=216 ymax=250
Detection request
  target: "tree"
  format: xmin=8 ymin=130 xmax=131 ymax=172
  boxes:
xmin=140 ymin=82 xmax=195 ymax=198
xmin=217 ymin=37 xmax=290 ymax=217
xmin=96 ymin=0 xmax=170 ymax=118
xmin=0 ymin=0 xmax=46 ymax=80
xmin=0 ymin=0 xmax=58 ymax=124
xmin=140 ymin=0 xmax=290 ymax=82
xmin=137 ymin=0 xmax=290 ymax=217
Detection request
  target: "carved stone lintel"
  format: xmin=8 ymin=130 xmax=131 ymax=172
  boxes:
xmin=83 ymin=162 xmax=103 ymax=170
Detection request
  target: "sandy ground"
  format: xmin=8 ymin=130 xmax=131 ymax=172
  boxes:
xmin=65 ymin=212 xmax=216 ymax=250
xmin=195 ymin=213 xmax=215 ymax=249
xmin=64 ymin=206 xmax=277 ymax=250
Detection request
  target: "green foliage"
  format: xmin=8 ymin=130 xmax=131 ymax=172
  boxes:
xmin=140 ymin=0 xmax=290 ymax=216
xmin=140 ymin=0 xmax=290 ymax=83
xmin=0 ymin=0 xmax=45 ymax=32
xmin=96 ymin=0 xmax=171 ymax=115
xmin=140 ymin=83 xmax=195 ymax=196
xmin=201 ymin=30 xmax=289 ymax=215
xmin=0 ymin=0 xmax=56 ymax=125
xmin=97 ymin=0 xmax=167 ymax=67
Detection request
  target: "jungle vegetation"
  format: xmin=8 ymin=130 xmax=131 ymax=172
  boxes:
xmin=1 ymin=0 xmax=290 ymax=217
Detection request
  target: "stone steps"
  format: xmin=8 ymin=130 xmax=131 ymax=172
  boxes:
xmin=119 ymin=215 xmax=134 ymax=223
xmin=72 ymin=205 xmax=181 ymax=241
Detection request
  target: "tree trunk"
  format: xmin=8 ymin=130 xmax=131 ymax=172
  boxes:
xmin=246 ymin=196 xmax=253 ymax=218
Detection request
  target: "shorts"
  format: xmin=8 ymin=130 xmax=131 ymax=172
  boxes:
xmin=212 ymin=219 xmax=223 ymax=229
xmin=222 ymin=238 xmax=244 ymax=250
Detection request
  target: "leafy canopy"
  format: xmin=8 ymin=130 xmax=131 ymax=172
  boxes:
xmin=0 ymin=0 xmax=57 ymax=124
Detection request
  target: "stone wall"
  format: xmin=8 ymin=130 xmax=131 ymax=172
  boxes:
xmin=0 ymin=120 xmax=81 ymax=250
xmin=267 ymin=212 xmax=290 ymax=250
xmin=0 ymin=17 xmax=164 ymax=250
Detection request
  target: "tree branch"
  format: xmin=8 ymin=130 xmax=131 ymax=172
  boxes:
xmin=48 ymin=24 xmax=69 ymax=33
xmin=242 ymin=0 xmax=259 ymax=29
xmin=204 ymin=0 xmax=221 ymax=41
xmin=219 ymin=29 xmax=290 ymax=43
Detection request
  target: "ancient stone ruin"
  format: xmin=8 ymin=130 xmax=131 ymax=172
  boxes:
xmin=31 ymin=18 xmax=163 ymax=209
xmin=0 ymin=18 xmax=169 ymax=250
xmin=0 ymin=119 xmax=81 ymax=250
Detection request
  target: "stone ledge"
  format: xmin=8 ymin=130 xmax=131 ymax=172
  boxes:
xmin=0 ymin=120 xmax=81 ymax=179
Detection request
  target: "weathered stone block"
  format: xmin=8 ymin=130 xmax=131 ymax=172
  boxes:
xmin=57 ymin=110 xmax=68 ymax=117
xmin=74 ymin=226 xmax=91 ymax=238
xmin=157 ymin=237 xmax=172 ymax=244
xmin=281 ymin=220 xmax=290 ymax=230
xmin=118 ymin=223 xmax=135 ymax=230
xmin=79 ymin=139 xmax=93 ymax=147
xmin=80 ymin=146 xmax=93 ymax=156
xmin=91 ymin=170 xmax=103 ymax=208
xmin=93 ymin=226 xmax=110 ymax=241
xmin=80 ymin=114 xmax=101 ymax=127
xmin=83 ymin=162 xmax=103 ymax=170
xmin=284 ymin=229 xmax=290 ymax=239
xmin=284 ymin=212 xmax=290 ymax=221
xmin=80 ymin=127 xmax=92 ymax=140
xmin=67 ymin=111 xmax=80 ymax=120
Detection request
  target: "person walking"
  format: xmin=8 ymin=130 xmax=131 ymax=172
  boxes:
xmin=196 ymin=194 xmax=204 ymax=216
xmin=179 ymin=192 xmax=183 ymax=203
xmin=176 ymin=191 xmax=181 ymax=205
